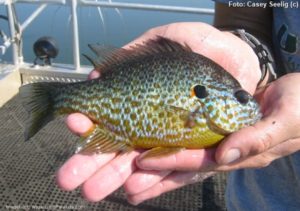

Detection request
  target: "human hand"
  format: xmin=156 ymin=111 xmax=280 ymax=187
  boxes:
xmin=56 ymin=22 xmax=262 ymax=202
xmin=127 ymin=73 xmax=300 ymax=204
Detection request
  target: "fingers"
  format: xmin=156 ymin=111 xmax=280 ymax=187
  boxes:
xmin=136 ymin=112 xmax=297 ymax=171
xmin=136 ymin=148 xmax=216 ymax=171
xmin=124 ymin=170 xmax=171 ymax=195
xmin=62 ymin=112 xmax=141 ymax=202
xmin=56 ymin=152 xmax=116 ymax=191
xmin=65 ymin=68 xmax=100 ymax=136
xmin=65 ymin=113 xmax=94 ymax=136
xmin=88 ymin=70 xmax=101 ymax=80
xmin=81 ymin=150 xmax=140 ymax=202
xmin=127 ymin=171 xmax=216 ymax=205
xmin=57 ymin=151 xmax=140 ymax=202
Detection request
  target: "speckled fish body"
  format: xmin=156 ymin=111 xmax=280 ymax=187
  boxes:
xmin=20 ymin=37 xmax=261 ymax=155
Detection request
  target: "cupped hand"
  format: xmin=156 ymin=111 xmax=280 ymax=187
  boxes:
xmin=56 ymin=22 xmax=262 ymax=203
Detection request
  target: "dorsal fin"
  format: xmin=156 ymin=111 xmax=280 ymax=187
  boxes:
xmin=129 ymin=36 xmax=192 ymax=55
xmin=88 ymin=44 xmax=119 ymax=58
xmin=82 ymin=45 xmax=119 ymax=69
xmin=83 ymin=36 xmax=192 ymax=73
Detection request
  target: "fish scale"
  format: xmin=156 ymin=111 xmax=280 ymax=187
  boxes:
xmin=20 ymin=37 xmax=261 ymax=156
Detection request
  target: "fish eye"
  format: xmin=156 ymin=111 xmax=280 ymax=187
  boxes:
xmin=234 ymin=89 xmax=250 ymax=104
xmin=192 ymin=84 xmax=208 ymax=99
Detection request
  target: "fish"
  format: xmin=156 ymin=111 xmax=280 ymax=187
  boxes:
xmin=20 ymin=37 xmax=262 ymax=157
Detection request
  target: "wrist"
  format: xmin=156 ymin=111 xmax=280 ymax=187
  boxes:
xmin=228 ymin=29 xmax=277 ymax=87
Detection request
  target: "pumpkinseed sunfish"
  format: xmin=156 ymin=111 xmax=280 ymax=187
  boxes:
xmin=20 ymin=37 xmax=261 ymax=157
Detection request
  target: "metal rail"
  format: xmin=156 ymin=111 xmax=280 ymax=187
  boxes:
xmin=1 ymin=0 xmax=214 ymax=70
xmin=20 ymin=4 xmax=47 ymax=31
xmin=80 ymin=0 xmax=214 ymax=15
xmin=5 ymin=0 xmax=18 ymax=65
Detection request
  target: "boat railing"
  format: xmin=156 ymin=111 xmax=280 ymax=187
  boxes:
xmin=1 ymin=0 xmax=214 ymax=70
xmin=0 ymin=0 xmax=214 ymax=105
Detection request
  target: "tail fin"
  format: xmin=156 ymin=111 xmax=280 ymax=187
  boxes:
xmin=19 ymin=83 xmax=58 ymax=141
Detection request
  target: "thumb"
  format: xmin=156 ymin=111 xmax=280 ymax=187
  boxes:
xmin=215 ymin=110 xmax=294 ymax=165
xmin=65 ymin=113 xmax=94 ymax=136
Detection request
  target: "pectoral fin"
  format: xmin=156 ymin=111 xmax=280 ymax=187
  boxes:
xmin=141 ymin=147 xmax=185 ymax=159
xmin=76 ymin=126 xmax=131 ymax=154
xmin=161 ymin=104 xmax=201 ymax=129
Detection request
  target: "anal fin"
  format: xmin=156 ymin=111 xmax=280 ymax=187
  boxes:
xmin=76 ymin=126 xmax=131 ymax=154
xmin=141 ymin=147 xmax=185 ymax=159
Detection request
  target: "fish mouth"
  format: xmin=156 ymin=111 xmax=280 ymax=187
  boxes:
xmin=203 ymin=106 xmax=262 ymax=135
xmin=251 ymin=110 xmax=263 ymax=124
xmin=248 ymin=101 xmax=263 ymax=125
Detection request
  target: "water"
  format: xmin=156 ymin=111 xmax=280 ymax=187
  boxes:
xmin=0 ymin=0 xmax=214 ymax=65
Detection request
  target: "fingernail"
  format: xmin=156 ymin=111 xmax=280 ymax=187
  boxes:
xmin=129 ymin=201 xmax=140 ymax=206
xmin=127 ymin=198 xmax=140 ymax=206
xmin=221 ymin=148 xmax=241 ymax=165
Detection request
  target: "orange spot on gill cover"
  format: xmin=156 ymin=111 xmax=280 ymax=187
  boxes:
xmin=190 ymin=86 xmax=195 ymax=98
